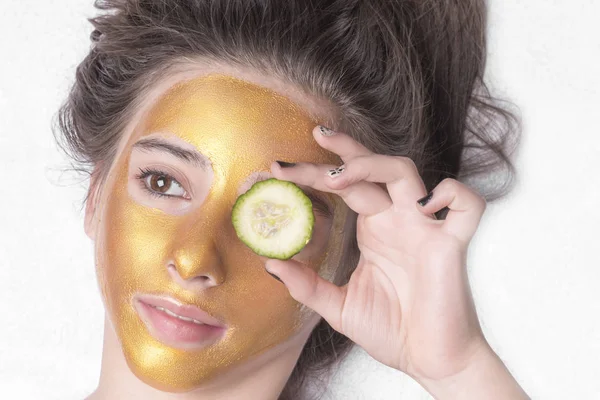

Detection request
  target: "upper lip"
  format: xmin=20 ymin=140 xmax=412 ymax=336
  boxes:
xmin=133 ymin=293 xmax=226 ymax=328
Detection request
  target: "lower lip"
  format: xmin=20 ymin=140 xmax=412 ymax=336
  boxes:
xmin=134 ymin=300 xmax=226 ymax=349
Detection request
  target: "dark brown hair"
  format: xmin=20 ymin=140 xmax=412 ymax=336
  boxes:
xmin=55 ymin=0 xmax=519 ymax=398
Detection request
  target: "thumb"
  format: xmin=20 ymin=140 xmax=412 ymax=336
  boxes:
xmin=265 ymin=259 xmax=346 ymax=332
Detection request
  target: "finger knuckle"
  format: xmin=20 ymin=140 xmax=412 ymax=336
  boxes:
xmin=343 ymin=157 xmax=370 ymax=182
xmin=443 ymin=179 xmax=487 ymax=210
xmin=438 ymin=177 xmax=459 ymax=191
xmin=306 ymin=162 xmax=320 ymax=173
xmin=459 ymin=182 xmax=486 ymax=209
xmin=440 ymin=177 xmax=457 ymax=185
xmin=359 ymin=161 xmax=373 ymax=181
xmin=392 ymin=156 xmax=417 ymax=172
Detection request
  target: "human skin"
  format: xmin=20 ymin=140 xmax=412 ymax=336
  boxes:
xmin=85 ymin=63 xmax=348 ymax=398
xmin=267 ymin=129 xmax=531 ymax=400
xmin=84 ymin=61 xmax=529 ymax=400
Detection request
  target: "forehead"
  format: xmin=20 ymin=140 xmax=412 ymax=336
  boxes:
xmin=133 ymin=74 xmax=339 ymax=170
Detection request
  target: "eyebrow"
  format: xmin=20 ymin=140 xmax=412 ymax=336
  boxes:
xmin=133 ymin=139 xmax=333 ymax=218
xmin=132 ymin=137 xmax=210 ymax=169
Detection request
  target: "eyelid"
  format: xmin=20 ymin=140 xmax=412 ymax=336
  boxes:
xmin=138 ymin=164 xmax=195 ymax=199
xmin=135 ymin=167 xmax=192 ymax=200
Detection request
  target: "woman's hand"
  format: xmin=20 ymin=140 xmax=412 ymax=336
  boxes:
xmin=267 ymin=126 xmax=528 ymax=399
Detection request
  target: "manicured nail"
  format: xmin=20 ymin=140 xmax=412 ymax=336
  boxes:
xmin=319 ymin=125 xmax=336 ymax=136
xmin=276 ymin=161 xmax=296 ymax=168
xmin=267 ymin=271 xmax=283 ymax=283
xmin=417 ymin=192 xmax=434 ymax=206
xmin=327 ymin=165 xmax=345 ymax=178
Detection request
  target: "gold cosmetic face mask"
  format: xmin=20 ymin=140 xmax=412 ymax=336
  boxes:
xmin=95 ymin=74 xmax=348 ymax=391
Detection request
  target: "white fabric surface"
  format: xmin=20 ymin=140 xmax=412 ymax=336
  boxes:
xmin=0 ymin=1 xmax=599 ymax=399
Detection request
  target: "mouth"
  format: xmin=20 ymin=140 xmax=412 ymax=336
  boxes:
xmin=133 ymin=293 xmax=227 ymax=350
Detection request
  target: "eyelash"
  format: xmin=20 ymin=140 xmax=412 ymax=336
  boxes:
xmin=134 ymin=169 xmax=329 ymax=217
xmin=135 ymin=167 xmax=187 ymax=200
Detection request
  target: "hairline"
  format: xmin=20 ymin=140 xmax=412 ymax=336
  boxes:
xmin=94 ymin=59 xmax=342 ymax=201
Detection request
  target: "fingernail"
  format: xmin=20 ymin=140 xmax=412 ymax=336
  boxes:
xmin=267 ymin=271 xmax=283 ymax=283
xmin=319 ymin=125 xmax=336 ymax=136
xmin=276 ymin=161 xmax=296 ymax=168
xmin=417 ymin=192 xmax=434 ymax=206
xmin=326 ymin=165 xmax=345 ymax=178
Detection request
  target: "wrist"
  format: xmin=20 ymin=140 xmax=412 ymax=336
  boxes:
xmin=417 ymin=343 xmax=529 ymax=400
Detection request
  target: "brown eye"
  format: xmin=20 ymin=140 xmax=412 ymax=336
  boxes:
xmin=140 ymin=170 xmax=187 ymax=198
xmin=149 ymin=174 xmax=172 ymax=193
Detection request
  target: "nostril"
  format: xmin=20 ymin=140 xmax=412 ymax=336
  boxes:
xmin=188 ymin=274 xmax=223 ymax=289
xmin=167 ymin=260 xmax=225 ymax=287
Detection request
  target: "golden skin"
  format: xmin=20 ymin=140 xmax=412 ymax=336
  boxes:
xmin=95 ymin=74 xmax=347 ymax=391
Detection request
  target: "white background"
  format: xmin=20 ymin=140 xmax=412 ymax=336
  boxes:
xmin=1 ymin=1 xmax=599 ymax=399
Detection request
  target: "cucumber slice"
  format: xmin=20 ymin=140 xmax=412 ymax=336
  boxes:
xmin=232 ymin=178 xmax=314 ymax=260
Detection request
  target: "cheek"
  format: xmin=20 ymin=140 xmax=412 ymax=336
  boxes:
xmin=215 ymin=234 xmax=306 ymax=346
xmin=97 ymin=184 xmax=174 ymax=316
xmin=93 ymin=166 xmax=316 ymax=390
xmin=98 ymin=178 xmax=307 ymax=341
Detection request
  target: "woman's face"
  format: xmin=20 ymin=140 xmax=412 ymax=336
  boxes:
xmin=89 ymin=73 xmax=346 ymax=391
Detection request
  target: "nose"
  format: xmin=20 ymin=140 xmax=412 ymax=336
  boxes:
xmin=168 ymin=217 xmax=227 ymax=291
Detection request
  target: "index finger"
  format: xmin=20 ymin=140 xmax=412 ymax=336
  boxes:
xmin=313 ymin=126 xmax=373 ymax=162
xmin=271 ymin=161 xmax=392 ymax=216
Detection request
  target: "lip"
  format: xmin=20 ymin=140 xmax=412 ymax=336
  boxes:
xmin=133 ymin=293 xmax=227 ymax=350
